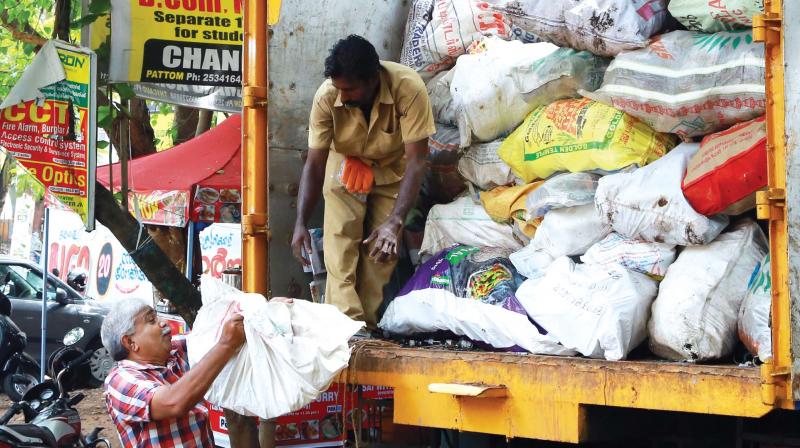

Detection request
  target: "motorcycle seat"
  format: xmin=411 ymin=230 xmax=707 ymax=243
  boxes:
xmin=1 ymin=424 xmax=57 ymax=447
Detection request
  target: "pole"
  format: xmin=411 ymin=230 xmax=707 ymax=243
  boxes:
xmin=39 ymin=207 xmax=50 ymax=381
xmin=120 ymin=98 xmax=129 ymax=211
xmin=241 ymin=0 xmax=270 ymax=297
xmin=185 ymin=222 xmax=194 ymax=280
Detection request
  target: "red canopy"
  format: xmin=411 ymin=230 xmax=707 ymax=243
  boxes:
xmin=97 ymin=115 xmax=242 ymax=227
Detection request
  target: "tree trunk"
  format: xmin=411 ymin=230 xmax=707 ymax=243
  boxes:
xmin=174 ymin=106 xmax=199 ymax=145
xmin=52 ymin=0 xmax=71 ymax=41
xmin=195 ymin=109 xmax=213 ymax=137
xmin=112 ymin=98 xmax=157 ymax=159
xmin=94 ymin=181 xmax=201 ymax=325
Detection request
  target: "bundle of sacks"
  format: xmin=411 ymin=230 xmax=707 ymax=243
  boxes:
xmin=389 ymin=0 xmax=772 ymax=364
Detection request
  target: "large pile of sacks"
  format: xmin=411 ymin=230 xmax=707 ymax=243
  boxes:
xmin=380 ymin=0 xmax=773 ymax=363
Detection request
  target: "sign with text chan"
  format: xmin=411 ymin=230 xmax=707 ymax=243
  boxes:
xmin=111 ymin=0 xmax=272 ymax=87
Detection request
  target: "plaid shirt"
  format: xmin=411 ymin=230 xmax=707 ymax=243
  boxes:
xmin=104 ymin=336 xmax=215 ymax=447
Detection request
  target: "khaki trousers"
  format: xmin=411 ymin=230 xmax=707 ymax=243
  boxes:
xmin=322 ymin=154 xmax=400 ymax=329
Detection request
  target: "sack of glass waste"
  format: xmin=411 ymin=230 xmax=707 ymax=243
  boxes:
xmin=489 ymin=0 xmax=669 ymax=57
xmin=581 ymin=233 xmax=676 ymax=279
xmin=450 ymin=37 xmax=609 ymax=146
xmin=648 ymin=219 xmax=768 ymax=361
xmin=509 ymin=204 xmax=610 ymax=280
xmin=738 ymin=253 xmax=772 ymax=362
xmin=525 ymin=172 xmax=601 ymax=218
xmin=516 ymin=256 xmax=658 ymax=361
xmin=458 ymin=139 xmax=516 ymax=190
xmin=682 ymin=116 xmax=767 ymax=216
xmin=498 ymin=98 xmax=676 ymax=182
xmin=187 ymin=276 xmax=363 ymax=419
xmin=379 ymin=245 xmax=574 ymax=355
xmin=420 ymin=195 xmax=523 ymax=255
xmin=399 ymin=0 xmax=516 ymax=81
xmin=668 ymin=0 xmax=763 ymax=33
xmin=582 ymin=30 xmax=765 ymax=139
xmin=596 ymin=143 xmax=729 ymax=246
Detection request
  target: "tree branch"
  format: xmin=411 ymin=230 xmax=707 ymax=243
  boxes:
xmin=0 ymin=11 xmax=47 ymax=47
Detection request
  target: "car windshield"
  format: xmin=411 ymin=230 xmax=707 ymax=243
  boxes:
xmin=0 ymin=264 xmax=68 ymax=300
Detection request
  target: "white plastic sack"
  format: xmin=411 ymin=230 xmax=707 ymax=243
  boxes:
xmin=490 ymin=0 xmax=669 ymax=57
xmin=187 ymin=276 xmax=363 ymax=419
xmin=596 ymin=143 xmax=729 ymax=246
xmin=428 ymin=69 xmax=458 ymax=126
xmin=516 ymin=257 xmax=659 ymax=360
xmin=451 ymin=37 xmax=608 ymax=146
xmin=582 ymin=30 xmax=765 ymax=138
xmin=380 ymin=246 xmax=574 ymax=355
xmin=509 ymin=204 xmax=610 ymax=279
xmin=399 ymin=0 xmax=516 ymax=81
xmin=648 ymin=219 xmax=768 ymax=361
xmin=420 ymin=195 xmax=523 ymax=255
xmin=738 ymin=253 xmax=772 ymax=361
xmin=581 ymin=233 xmax=676 ymax=278
xmin=525 ymin=172 xmax=601 ymax=218
xmin=669 ymin=0 xmax=763 ymax=33
xmin=457 ymin=140 xmax=515 ymax=190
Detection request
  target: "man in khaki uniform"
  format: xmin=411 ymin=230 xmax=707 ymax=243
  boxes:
xmin=292 ymin=35 xmax=435 ymax=330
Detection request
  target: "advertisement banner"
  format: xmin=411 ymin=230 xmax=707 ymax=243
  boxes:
xmin=128 ymin=189 xmax=189 ymax=227
xmin=47 ymin=208 xmax=155 ymax=302
xmin=0 ymin=41 xmax=97 ymax=230
xmin=209 ymin=384 xmax=393 ymax=448
xmin=109 ymin=0 xmax=280 ymax=111
xmin=199 ymin=223 xmax=241 ymax=278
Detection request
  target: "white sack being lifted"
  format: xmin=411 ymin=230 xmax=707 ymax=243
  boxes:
xmin=490 ymin=0 xmax=669 ymax=57
xmin=582 ymin=30 xmax=765 ymax=138
xmin=596 ymin=143 xmax=729 ymax=246
xmin=516 ymin=257 xmax=659 ymax=361
xmin=450 ymin=37 xmax=609 ymax=146
xmin=188 ymin=276 xmax=363 ymax=419
xmin=648 ymin=219 xmax=768 ymax=362
xmin=421 ymin=195 xmax=523 ymax=255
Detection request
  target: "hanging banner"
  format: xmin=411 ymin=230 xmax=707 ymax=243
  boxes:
xmin=108 ymin=0 xmax=281 ymax=112
xmin=83 ymin=11 xmax=242 ymax=112
xmin=0 ymin=41 xmax=97 ymax=231
xmin=129 ymin=189 xmax=189 ymax=227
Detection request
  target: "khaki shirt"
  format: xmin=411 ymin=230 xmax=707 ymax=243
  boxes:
xmin=308 ymin=61 xmax=436 ymax=185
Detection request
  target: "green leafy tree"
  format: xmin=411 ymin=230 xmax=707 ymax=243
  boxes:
xmin=0 ymin=0 xmax=203 ymax=323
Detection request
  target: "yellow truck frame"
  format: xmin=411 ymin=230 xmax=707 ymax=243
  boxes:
xmin=241 ymin=0 xmax=798 ymax=443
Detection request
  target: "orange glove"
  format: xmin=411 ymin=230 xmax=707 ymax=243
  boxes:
xmin=341 ymin=157 xmax=374 ymax=194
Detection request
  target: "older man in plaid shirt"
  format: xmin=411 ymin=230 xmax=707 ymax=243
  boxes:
xmin=101 ymin=299 xmax=245 ymax=447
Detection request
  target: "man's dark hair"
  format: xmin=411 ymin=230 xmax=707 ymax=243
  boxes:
xmin=324 ymin=35 xmax=380 ymax=82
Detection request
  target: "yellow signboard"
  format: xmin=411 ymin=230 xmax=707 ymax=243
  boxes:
xmin=110 ymin=0 xmax=281 ymax=85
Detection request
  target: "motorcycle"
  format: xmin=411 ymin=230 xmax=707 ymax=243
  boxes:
xmin=0 ymin=292 xmax=40 ymax=401
xmin=0 ymin=334 xmax=111 ymax=447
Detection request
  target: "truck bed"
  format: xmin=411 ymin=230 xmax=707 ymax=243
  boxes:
xmin=344 ymin=344 xmax=772 ymax=443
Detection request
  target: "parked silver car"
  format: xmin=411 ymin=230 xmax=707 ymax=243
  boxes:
xmin=0 ymin=257 xmax=113 ymax=386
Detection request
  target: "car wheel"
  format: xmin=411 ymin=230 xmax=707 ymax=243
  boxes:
xmin=3 ymin=368 xmax=38 ymax=402
xmin=88 ymin=346 xmax=114 ymax=387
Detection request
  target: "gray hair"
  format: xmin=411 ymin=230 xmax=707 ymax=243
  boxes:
xmin=101 ymin=298 xmax=152 ymax=361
